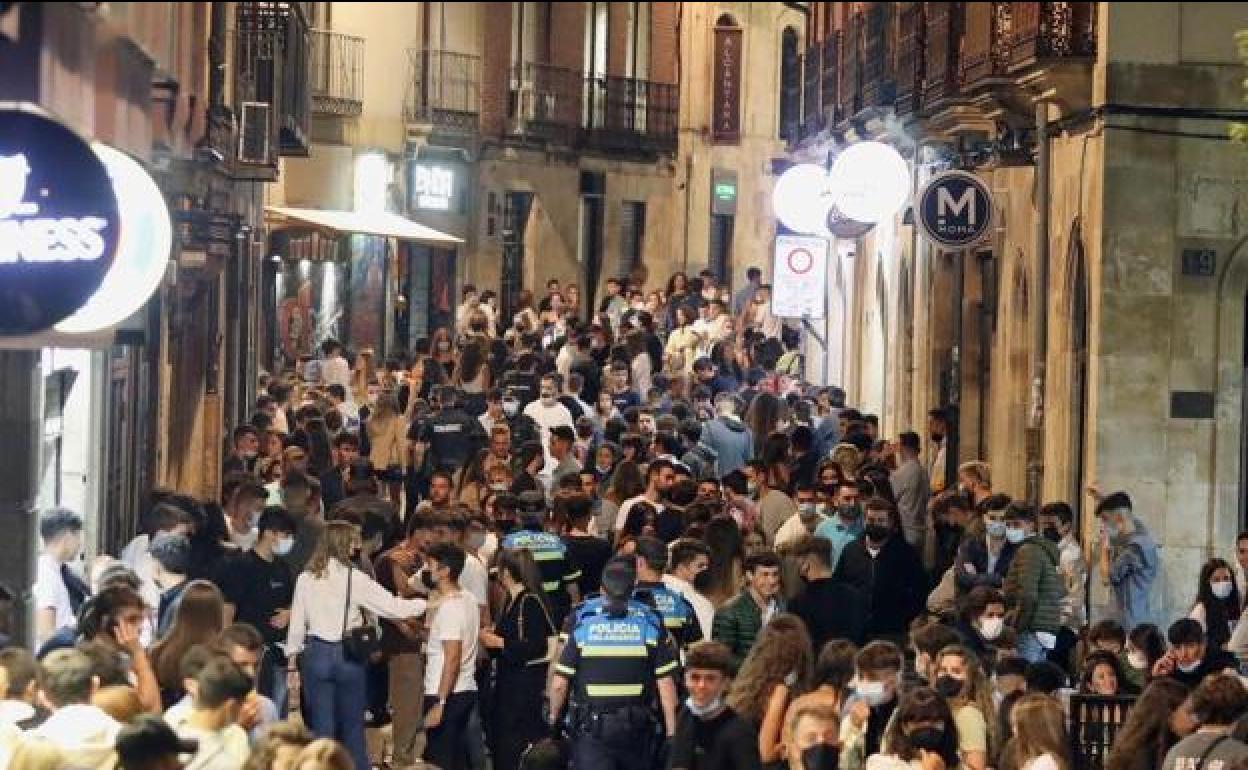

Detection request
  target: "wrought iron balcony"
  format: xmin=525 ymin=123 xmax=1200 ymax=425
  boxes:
xmin=309 ymin=29 xmax=363 ymax=117
xmin=861 ymin=3 xmax=896 ymax=109
xmin=509 ymin=62 xmax=583 ymax=145
xmin=894 ymin=2 xmax=925 ymax=117
xmin=960 ymin=2 xmax=1012 ymax=88
xmin=921 ymin=2 xmax=962 ymax=109
xmin=582 ymin=75 xmax=678 ymax=155
xmin=404 ymin=49 xmax=481 ymax=135
xmin=231 ymin=1 xmax=310 ymax=173
xmin=1008 ymin=2 xmax=1096 ymax=68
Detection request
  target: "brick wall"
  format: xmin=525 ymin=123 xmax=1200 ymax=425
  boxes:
xmin=607 ymin=2 xmax=630 ymax=76
xmin=650 ymin=1 xmax=679 ymax=84
xmin=480 ymin=1 xmax=511 ymax=137
xmin=549 ymin=2 xmax=584 ymax=72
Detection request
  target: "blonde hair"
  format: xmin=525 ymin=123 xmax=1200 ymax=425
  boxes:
xmin=306 ymin=520 xmax=360 ymax=578
xmin=935 ymin=645 xmax=999 ymax=758
xmin=1004 ymin=694 xmax=1071 ymax=770
xmin=92 ymin=684 xmax=144 ymax=724
xmin=830 ymin=444 xmax=862 ymax=478
xmin=294 ymin=738 xmax=355 ymax=770
xmin=958 ymin=461 xmax=992 ymax=489
xmin=8 ymin=740 xmax=68 ymax=770
xmin=782 ymin=693 xmax=842 ymax=767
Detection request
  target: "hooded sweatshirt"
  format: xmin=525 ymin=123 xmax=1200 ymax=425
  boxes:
xmin=1108 ymin=516 xmax=1159 ymax=630
xmin=700 ymin=415 xmax=754 ymax=478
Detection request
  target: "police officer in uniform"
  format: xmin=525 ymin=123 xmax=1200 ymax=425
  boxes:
xmin=417 ymin=385 xmax=487 ymax=478
xmin=632 ymin=536 xmax=704 ymax=656
xmin=500 ymin=386 xmax=541 ymax=456
xmin=500 ymin=491 xmax=581 ymax=626
xmin=548 ymin=557 xmax=680 ymax=770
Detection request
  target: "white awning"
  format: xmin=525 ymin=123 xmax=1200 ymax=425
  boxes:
xmin=265 ymin=206 xmax=463 ymax=245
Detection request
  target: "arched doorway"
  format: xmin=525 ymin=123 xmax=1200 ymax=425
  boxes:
xmin=1066 ymin=218 xmax=1090 ymax=519
xmin=1213 ymin=236 xmax=1248 ymax=543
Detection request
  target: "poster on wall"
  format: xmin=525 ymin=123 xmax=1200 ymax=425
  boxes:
xmin=711 ymin=25 xmax=743 ymax=143
xmin=347 ymin=234 xmax=386 ymax=353
xmin=771 ymin=235 xmax=828 ymax=320
xmin=276 ymin=259 xmax=345 ymax=370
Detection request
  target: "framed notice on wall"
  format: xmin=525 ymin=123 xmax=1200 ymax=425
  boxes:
xmin=772 ymin=235 xmax=828 ymax=320
xmin=712 ymin=25 xmax=743 ymax=143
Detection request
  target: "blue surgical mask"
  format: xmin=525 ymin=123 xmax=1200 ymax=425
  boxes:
xmin=685 ymin=695 xmax=725 ymax=718
xmin=273 ymin=536 xmax=294 ymax=556
xmin=986 ymin=520 xmax=1007 ymax=539
xmin=1005 ymin=526 xmax=1026 ymax=544
xmin=855 ymin=680 xmax=888 ymax=707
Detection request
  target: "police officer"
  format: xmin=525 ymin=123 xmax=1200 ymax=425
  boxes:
xmin=500 ymin=491 xmax=581 ymax=625
xmin=417 ymin=385 xmax=487 ymax=477
xmin=548 ymin=557 xmax=679 ymax=770
xmin=632 ymin=536 xmax=703 ymax=656
xmin=500 ymin=386 xmax=541 ymax=456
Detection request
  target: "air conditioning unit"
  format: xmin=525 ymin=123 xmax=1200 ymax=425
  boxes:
xmin=238 ymin=101 xmax=273 ymax=165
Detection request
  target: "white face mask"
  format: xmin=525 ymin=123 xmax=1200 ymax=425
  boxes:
xmin=685 ymin=695 xmax=725 ymax=719
xmin=1126 ymin=649 xmax=1148 ymax=670
xmin=1212 ymin=580 xmax=1234 ymax=600
xmin=978 ymin=616 xmax=1005 ymax=641
xmin=273 ymin=536 xmax=295 ymax=556
xmin=1005 ymin=526 xmax=1027 ymax=544
xmin=1177 ymin=659 xmax=1201 ymax=674
xmin=985 ymin=520 xmax=1007 ymax=539
xmin=855 ymin=680 xmax=889 ymax=707
xmin=502 ymin=400 xmax=520 ymax=417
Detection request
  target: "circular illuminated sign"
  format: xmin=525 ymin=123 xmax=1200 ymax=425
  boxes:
xmin=0 ymin=104 xmax=119 ymax=336
xmin=54 ymin=144 xmax=173 ymax=334
xmin=916 ymin=170 xmax=994 ymax=248
xmin=829 ymin=141 xmax=911 ymax=224
xmin=772 ymin=163 xmax=834 ymax=237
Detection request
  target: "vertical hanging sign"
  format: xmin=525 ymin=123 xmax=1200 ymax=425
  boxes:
xmin=712 ymin=24 xmax=743 ymax=143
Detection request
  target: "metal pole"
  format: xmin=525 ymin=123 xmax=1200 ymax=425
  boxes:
xmin=1027 ymin=99 xmax=1052 ymax=507
xmin=946 ymin=249 xmax=964 ymax=488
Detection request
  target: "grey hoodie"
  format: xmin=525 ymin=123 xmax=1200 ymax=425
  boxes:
xmin=701 ymin=415 xmax=754 ymax=478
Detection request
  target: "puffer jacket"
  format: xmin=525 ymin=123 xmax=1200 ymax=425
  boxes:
xmin=712 ymin=590 xmax=784 ymax=672
xmin=1004 ymin=534 xmax=1064 ymax=634
xmin=701 ymin=415 xmax=754 ymax=477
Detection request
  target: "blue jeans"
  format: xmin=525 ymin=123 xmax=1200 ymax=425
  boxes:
xmin=1017 ymin=631 xmax=1048 ymax=663
xmin=259 ymin=644 xmax=289 ymax=717
xmin=300 ymin=638 xmax=369 ymax=770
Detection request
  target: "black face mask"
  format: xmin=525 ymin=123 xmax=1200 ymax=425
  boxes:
xmin=864 ymin=524 xmax=891 ymax=542
xmin=907 ymin=727 xmax=945 ymax=753
xmin=1043 ymin=526 xmax=1062 ymax=543
xmin=801 ymin=744 xmax=840 ymax=770
xmin=421 ymin=570 xmax=438 ymax=591
xmin=933 ymin=675 xmax=963 ymax=699
xmin=693 ymin=569 xmax=713 ymax=593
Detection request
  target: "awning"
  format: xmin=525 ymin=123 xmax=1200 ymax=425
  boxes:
xmin=265 ymin=205 xmax=463 ymax=245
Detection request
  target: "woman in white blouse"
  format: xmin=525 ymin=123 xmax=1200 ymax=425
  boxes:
xmin=287 ymin=520 xmax=427 ymax=770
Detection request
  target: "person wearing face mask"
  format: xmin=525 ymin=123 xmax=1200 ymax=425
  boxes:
xmin=833 ymin=498 xmax=927 ymax=643
xmin=859 ymin=688 xmax=960 ymax=770
xmin=1037 ymin=501 xmax=1087 ymax=664
xmin=782 ymin=694 xmax=842 ymax=770
xmin=931 ymin=647 xmax=998 ymax=770
xmin=775 ymin=485 xmax=828 ymax=548
xmin=814 ymin=480 xmax=867 ymax=572
xmin=954 ymin=494 xmax=1019 ymax=597
xmin=222 ymin=424 xmax=261 ymax=477
xmin=668 ymin=636 xmax=763 ymax=768
xmin=1190 ymin=558 xmax=1242 ymax=654
xmin=789 ymin=536 xmax=867 ymax=649
xmin=1092 ymin=490 xmax=1159 ymax=630
xmin=952 ymin=587 xmax=1009 ymax=668
xmin=417 ymin=386 xmax=489 ymax=481
xmin=1001 ymin=503 xmax=1064 ymax=664
xmin=215 ymin=507 xmax=297 ymax=712
xmin=221 ymin=477 xmax=268 ymax=551
xmin=840 ymin=642 xmax=906 ymax=768
xmin=1153 ymin=619 xmax=1241 ymax=690
xmin=523 ymin=373 xmax=575 ymax=468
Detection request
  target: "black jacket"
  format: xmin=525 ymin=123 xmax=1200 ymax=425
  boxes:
xmin=833 ymin=535 xmax=927 ymax=637
xmin=790 ymin=576 xmax=868 ymax=648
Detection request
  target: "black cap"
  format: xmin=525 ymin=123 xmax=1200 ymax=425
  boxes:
xmin=601 ymin=557 xmax=637 ymax=599
xmin=517 ymin=490 xmax=547 ymax=517
xmin=116 ymin=715 xmax=198 ymax=766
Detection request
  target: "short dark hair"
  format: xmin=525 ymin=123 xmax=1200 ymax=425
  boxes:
xmin=334 ymin=432 xmax=360 ymax=449
xmin=232 ymin=424 xmax=258 ymax=444
xmin=427 ymin=542 xmax=467 ymax=581
xmin=910 ymin=622 xmax=963 ymax=659
xmin=1096 ymin=491 xmax=1133 ymax=516
xmin=995 ymin=655 xmax=1029 ymax=678
xmin=1168 ymin=618 xmax=1204 ymax=647
xmin=634 ymin=536 xmax=668 ymax=572
xmin=256 ymin=506 xmax=295 ymax=536
xmin=1039 ymin=501 xmax=1074 ymax=526
xmin=684 ymin=641 xmax=734 ymax=675
xmin=959 ymin=586 xmax=1005 ymax=623
xmin=220 ymin=623 xmax=265 ymax=653
xmin=791 ymin=425 xmax=814 ymax=453
xmin=1004 ymin=502 xmax=1036 ymax=523
xmin=899 ymin=431 xmax=921 ymax=453
xmin=980 ymin=494 xmax=1013 ymax=514
xmin=430 ymin=470 xmax=455 ymax=488
xmin=721 ymin=470 xmax=748 ymax=496
xmin=1087 ymin=619 xmax=1126 ymax=646
xmin=669 ymin=539 xmax=711 ymax=570
xmin=281 ymin=471 xmax=312 ymax=491
xmin=744 ymin=550 xmax=781 ymax=574
xmin=1024 ymin=661 xmax=1066 ymax=694
xmin=928 ymin=407 xmax=947 ymax=423
xmin=550 ymin=425 xmax=575 ymax=444
xmin=326 ymin=384 xmax=347 ymax=402
xmin=39 ymin=508 xmax=83 ymax=542
xmin=791 ymin=536 xmax=833 ymax=568
xmin=554 ymin=494 xmax=593 ymax=525
xmin=1190 ymin=674 xmax=1248 ymax=725
xmin=856 ymin=640 xmax=903 ymax=673
xmin=195 ymin=657 xmax=253 ymax=709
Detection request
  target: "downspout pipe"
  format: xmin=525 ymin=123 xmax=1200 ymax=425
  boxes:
xmin=1027 ymin=99 xmax=1052 ymax=508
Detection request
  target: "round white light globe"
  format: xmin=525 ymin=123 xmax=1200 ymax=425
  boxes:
xmin=828 ymin=141 xmax=911 ymax=224
xmin=772 ymin=163 xmax=834 ymax=236
xmin=56 ymin=144 xmax=173 ymax=334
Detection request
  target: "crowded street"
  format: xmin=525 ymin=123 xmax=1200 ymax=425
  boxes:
xmin=4 ymin=3 xmax=1248 ymax=770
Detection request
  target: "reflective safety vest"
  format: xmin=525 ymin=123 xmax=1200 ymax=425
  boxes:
xmin=500 ymin=529 xmax=581 ymax=596
xmin=554 ymin=603 xmax=677 ymax=709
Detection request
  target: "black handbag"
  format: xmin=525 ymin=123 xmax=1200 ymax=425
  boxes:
xmin=341 ymin=566 xmax=381 ymax=663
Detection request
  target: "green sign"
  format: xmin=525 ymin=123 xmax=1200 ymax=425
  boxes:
xmin=714 ymin=182 xmax=737 ymax=200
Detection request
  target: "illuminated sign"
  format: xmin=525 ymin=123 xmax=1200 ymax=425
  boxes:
xmin=53 ymin=144 xmax=173 ymax=334
xmin=412 ymin=165 xmax=454 ymax=211
xmin=0 ymin=104 xmax=119 ymax=336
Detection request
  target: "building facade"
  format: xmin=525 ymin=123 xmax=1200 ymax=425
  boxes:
xmin=790 ymin=1 xmax=1248 ymax=622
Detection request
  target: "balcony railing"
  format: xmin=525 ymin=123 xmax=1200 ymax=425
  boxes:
xmin=921 ymin=2 xmax=962 ymax=108
xmin=861 ymin=3 xmax=896 ymax=109
xmin=583 ymin=75 xmax=677 ymax=154
xmin=233 ymin=2 xmax=311 ymax=160
xmin=801 ymin=45 xmax=822 ymax=137
xmin=309 ymin=29 xmax=363 ymax=117
xmin=1008 ymin=2 xmax=1096 ymax=67
xmin=509 ymin=63 xmax=582 ymax=143
xmin=404 ymin=49 xmax=481 ymax=135
xmin=894 ymin=2 xmax=925 ymax=116
xmin=960 ymin=2 xmax=1012 ymax=88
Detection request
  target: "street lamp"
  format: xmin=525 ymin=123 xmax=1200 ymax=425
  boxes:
xmin=828 ymin=140 xmax=911 ymax=224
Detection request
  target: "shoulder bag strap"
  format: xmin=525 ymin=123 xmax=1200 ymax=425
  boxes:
xmin=341 ymin=565 xmax=353 ymax=636
xmin=1195 ymin=735 xmax=1230 ymax=769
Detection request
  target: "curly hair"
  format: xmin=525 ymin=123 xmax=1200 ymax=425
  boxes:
xmin=727 ymin=613 xmax=814 ymax=724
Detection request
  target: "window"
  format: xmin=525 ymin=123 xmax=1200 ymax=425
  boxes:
xmin=780 ymin=27 xmax=800 ymax=139
xmin=620 ymin=202 xmax=646 ymax=279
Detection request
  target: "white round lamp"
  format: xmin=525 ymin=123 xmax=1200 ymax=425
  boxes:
xmin=772 ymin=163 xmax=834 ymax=237
xmin=829 ymin=141 xmax=911 ymax=224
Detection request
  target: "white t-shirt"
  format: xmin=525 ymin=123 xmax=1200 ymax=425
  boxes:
xmin=33 ymin=553 xmax=75 ymax=634
xmin=523 ymin=399 xmax=574 ymax=459
xmin=425 ymin=591 xmax=480 ymax=696
xmin=460 ymin=554 xmax=489 ymax=610
xmin=614 ymin=493 xmax=664 ymax=532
